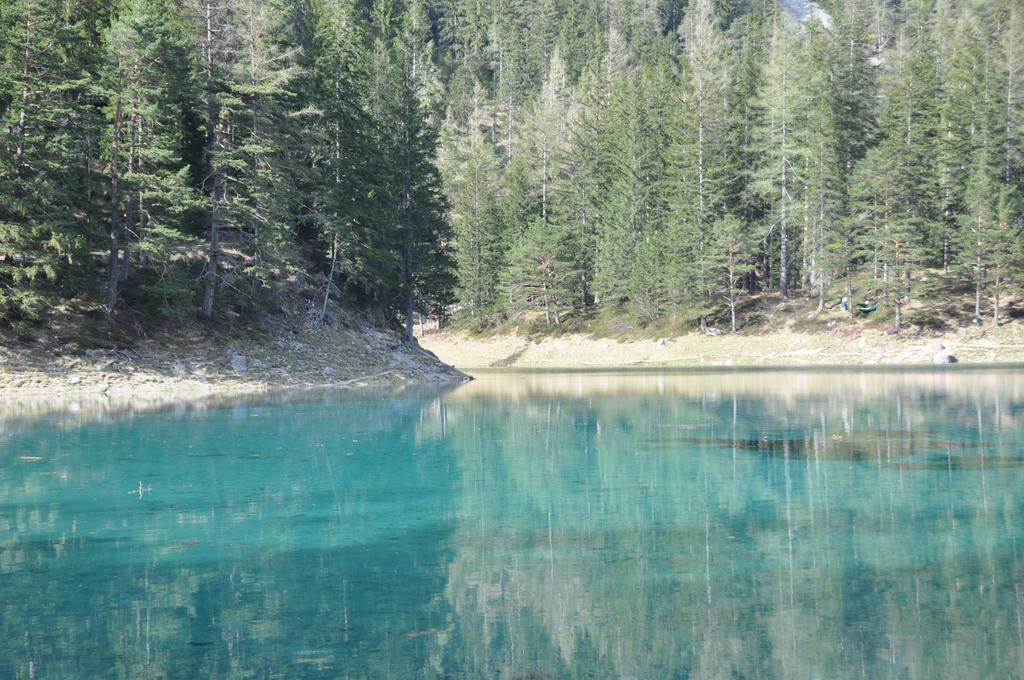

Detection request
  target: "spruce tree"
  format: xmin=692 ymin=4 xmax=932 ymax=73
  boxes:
xmin=751 ymin=14 xmax=806 ymax=301
xmin=850 ymin=145 xmax=921 ymax=327
xmin=0 ymin=0 xmax=99 ymax=319
xmin=370 ymin=0 xmax=455 ymax=338
xmin=450 ymin=127 xmax=503 ymax=321
xmin=100 ymin=0 xmax=200 ymax=315
xmin=503 ymin=217 xmax=579 ymax=326
xmin=303 ymin=0 xmax=377 ymax=321
xmin=664 ymin=0 xmax=731 ymax=327
xmin=711 ymin=214 xmax=758 ymax=332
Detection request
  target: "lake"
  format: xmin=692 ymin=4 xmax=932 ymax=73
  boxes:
xmin=2 ymin=368 xmax=1024 ymax=678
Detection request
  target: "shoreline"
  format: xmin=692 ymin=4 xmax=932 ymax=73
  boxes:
xmin=3 ymin=323 xmax=1022 ymax=413
xmin=419 ymin=326 xmax=1024 ymax=370
xmin=0 ymin=316 xmax=468 ymax=412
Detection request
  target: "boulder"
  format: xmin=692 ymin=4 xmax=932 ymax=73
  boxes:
xmin=933 ymin=352 xmax=958 ymax=364
xmin=229 ymin=353 xmax=247 ymax=373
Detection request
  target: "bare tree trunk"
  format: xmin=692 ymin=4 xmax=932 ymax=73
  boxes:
xmin=404 ymin=215 xmax=415 ymax=340
xmin=975 ymin=272 xmax=982 ymax=320
xmin=106 ymin=93 xmax=124 ymax=316
xmin=202 ymin=173 xmax=221 ymax=320
xmin=319 ymin=236 xmax=338 ymax=324
xmin=779 ymin=59 xmax=789 ymax=300
xmin=994 ymin=280 xmax=1000 ymax=326
xmin=405 ymin=286 xmax=415 ymax=340
xmin=543 ymin=283 xmax=551 ymax=326
xmin=121 ymin=106 xmax=139 ymax=283
xmin=541 ymin=148 xmax=548 ymax=222
xmin=201 ymin=0 xmax=221 ymax=321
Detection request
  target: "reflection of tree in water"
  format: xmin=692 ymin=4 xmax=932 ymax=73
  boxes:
xmin=434 ymin=385 xmax=1024 ymax=678
xmin=0 ymin=393 xmax=460 ymax=678
xmin=3 ymin=376 xmax=1024 ymax=677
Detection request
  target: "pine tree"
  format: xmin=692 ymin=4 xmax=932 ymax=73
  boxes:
xmin=935 ymin=5 xmax=989 ymax=273
xmin=194 ymin=0 xmax=302 ymax=319
xmin=523 ymin=50 xmax=570 ymax=224
xmin=988 ymin=187 xmax=1021 ymax=326
xmin=994 ymin=0 xmax=1024 ymax=189
xmin=751 ymin=14 xmax=805 ymax=300
xmin=450 ymin=127 xmax=503 ymax=321
xmin=303 ymin=0 xmax=377 ymax=322
xmin=591 ymin=64 xmax=670 ymax=313
xmin=371 ymin=0 xmax=455 ymax=338
xmin=100 ymin=0 xmax=200 ymax=315
xmin=664 ymin=0 xmax=731 ymax=327
xmin=878 ymin=14 xmax=941 ymax=270
xmin=958 ymin=151 xmax=1000 ymax=321
xmin=800 ymin=20 xmax=841 ymax=312
xmin=503 ymin=218 xmax=579 ymax=326
xmin=802 ymin=0 xmax=877 ymax=311
xmin=711 ymin=214 xmax=758 ymax=332
xmin=850 ymin=145 xmax=921 ymax=327
xmin=550 ymin=69 xmax=603 ymax=311
xmin=0 ymin=0 xmax=100 ymax=319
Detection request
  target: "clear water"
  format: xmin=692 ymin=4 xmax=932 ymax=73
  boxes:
xmin=3 ymin=369 xmax=1024 ymax=678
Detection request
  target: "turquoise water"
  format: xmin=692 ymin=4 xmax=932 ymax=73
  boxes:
xmin=2 ymin=369 xmax=1024 ymax=678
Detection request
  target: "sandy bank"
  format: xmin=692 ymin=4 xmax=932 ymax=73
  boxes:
xmin=420 ymin=326 xmax=1024 ymax=370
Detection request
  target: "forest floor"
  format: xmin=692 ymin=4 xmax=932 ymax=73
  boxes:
xmin=0 ymin=298 xmax=466 ymax=416
xmin=420 ymin=292 xmax=1024 ymax=369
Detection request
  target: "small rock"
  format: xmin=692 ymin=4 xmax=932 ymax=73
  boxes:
xmin=323 ymin=367 xmax=336 ymax=377
xmin=705 ymin=328 xmax=721 ymax=337
xmin=98 ymin=383 xmax=110 ymax=394
xmin=67 ymin=375 xmax=81 ymax=385
xmin=933 ymin=352 xmax=958 ymax=364
xmin=230 ymin=353 xmax=247 ymax=373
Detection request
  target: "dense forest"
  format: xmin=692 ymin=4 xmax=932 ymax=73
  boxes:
xmin=1 ymin=0 xmax=1022 ymax=336
xmin=0 ymin=0 xmax=453 ymax=336
xmin=439 ymin=0 xmax=1024 ymax=332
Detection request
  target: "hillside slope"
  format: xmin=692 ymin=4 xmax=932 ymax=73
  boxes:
xmin=0 ymin=297 xmax=466 ymax=401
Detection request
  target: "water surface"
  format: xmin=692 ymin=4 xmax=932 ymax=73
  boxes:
xmin=2 ymin=369 xmax=1024 ymax=678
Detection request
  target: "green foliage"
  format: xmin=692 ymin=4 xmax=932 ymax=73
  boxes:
xmin=439 ymin=0 xmax=1023 ymax=331
xmin=450 ymin=131 xmax=504 ymax=321
xmin=0 ymin=0 xmax=1022 ymax=334
xmin=0 ymin=0 xmax=99 ymax=319
xmin=503 ymin=218 xmax=580 ymax=326
xmin=0 ymin=0 xmax=457 ymax=330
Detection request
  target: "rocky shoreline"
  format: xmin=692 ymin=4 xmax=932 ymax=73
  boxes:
xmin=0 ymin=315 xmax=468 ymax=411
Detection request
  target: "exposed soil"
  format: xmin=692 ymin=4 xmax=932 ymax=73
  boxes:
xmin=421 ymin=325 xmax=1024 ymax=369
xmin=0 ymin=300 xmax=466 ymax=410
